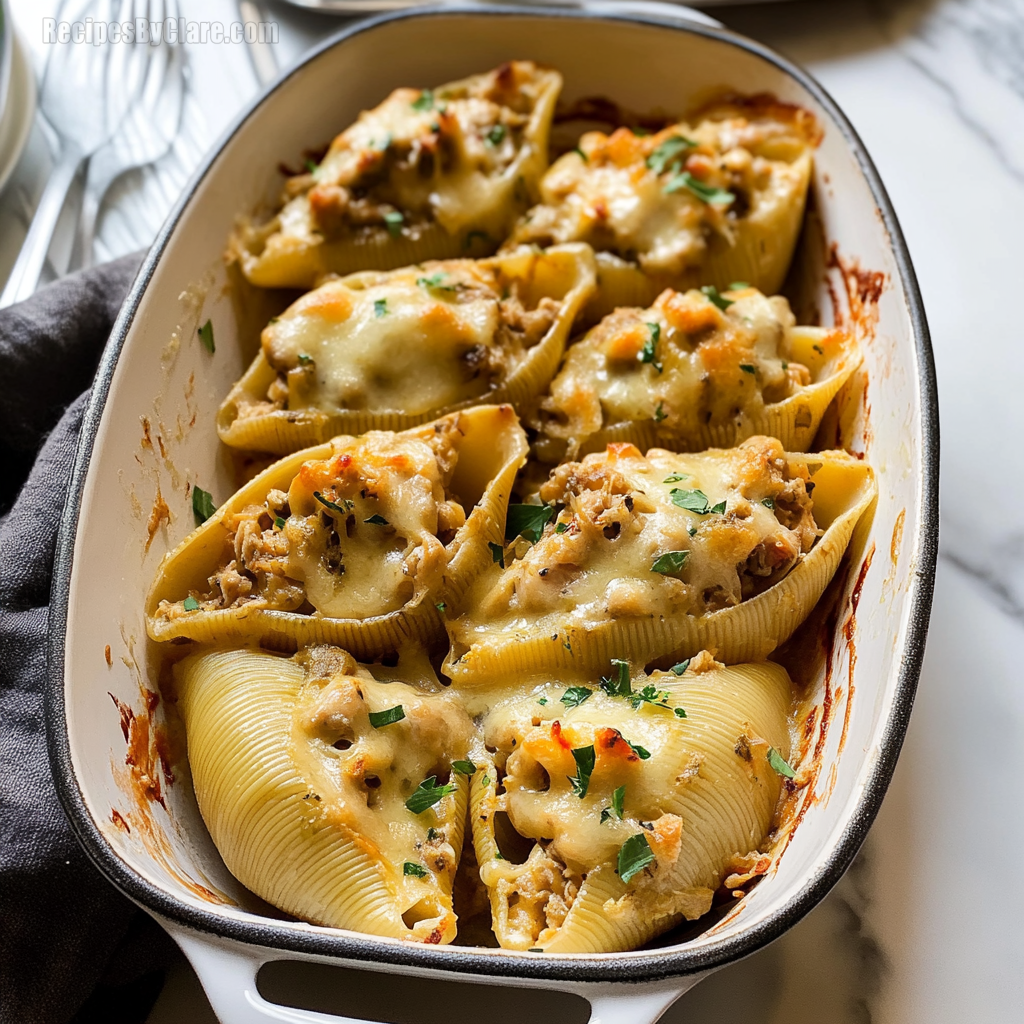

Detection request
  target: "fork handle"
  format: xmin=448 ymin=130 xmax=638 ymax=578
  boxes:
xmin=0 ymin=147 xmax=84 ymax=309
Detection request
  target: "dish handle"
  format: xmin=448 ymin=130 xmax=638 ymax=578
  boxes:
xmin=170 ymin=923 xmax=699 ymax=1024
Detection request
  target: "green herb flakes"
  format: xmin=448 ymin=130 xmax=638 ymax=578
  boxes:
xmin=403 ymin=861 xmax=428 ymax=878
xmin=768 ymin=747 xmax=796 ymax=779
xmin=670 ymin=659 xmax=690 ymax=676
xmin=600 ymin=659 xmax=632 ymax=698
xmin=654 ymin=402 xmax=667 ymax=423
xmin=369 ymin=705 xmax=405 ymax=729
xmin=412 ymin=89 xmax=434 ymax=111
xmin=364 ymin=514 xmax=389 ymax=526
xmin=297 ymin=353 xmax=314 ymax=366
xmin=313 ymin=491 xmax=352 ymax=515
xmin=761 ymin=497 xmax=775 ymax=509
xmin=374 ymin=298 xmax=388 ymax=318
xmin=383 ymin=210 xmax=404 ymax=237
xmin=701 ymin=285 xmax=734 ymax=311
xmin=488 ymin=541 xmax=505 ymax=569
xmin=182 ymin=596 xmax=199 ymax=612
xmin=573 ymin=146 xmax=588 ymax=162
xmin=452 ymin=759 xmax=477 ymax=776
xmin=405 ymin=776 xmax=456 ymax=814
xmin=197 ymin=319 xmax=215 ymax=354
xmin=663 ymin=473 xmax=689 ymax=483
xmin=670 ymin=488 xmax=711 ymax=514
xmin=192 ymin=486 xmax=216 ymax=525
xmin=640 ymin=322 xmax=662 ymax=373
xmin=560 ymin=686 xmax=593 ymax=709
xmin=618 ymin=833 xmax=655 ymax=884
xmin=645 ymin=135 xmax=695 ymax=175
xmin=664 ymin=171 xmax=735 ymax=205
xmin=274 ymin=516 xmax=286 ymax=529
xmin=435 ymin=602 xmax=446 ymax=614
xmin=740 ymin=364 xmax=757 ymax=375
xmin=651 ymin=550 xmax=688 ymax=575
xmin=555 ymin=522 xmax=569 ymax=534
xmin=729 ymin=281 xmax=749 ymax=290
xmin=487 ymin=124 xmax=507 ymax=145
xmin=505 ymin=503 xmax=553 ymax=543
xmin=569 ymin=745 xmax=596 ymax=798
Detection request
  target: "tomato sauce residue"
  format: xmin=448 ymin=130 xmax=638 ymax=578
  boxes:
xmin=144 ymin=486 xmax=170 ymax=553
xmin=827 ymin=244 xmax=886 ymax=340
xmin=107 ymin=638 xmax=235 ymax=907
xmin=839 ymin=545 xmax=875 ymax=758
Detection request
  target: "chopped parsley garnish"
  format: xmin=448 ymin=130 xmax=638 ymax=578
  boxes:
xmin=369 ymin=705 xmax=405 ymax=729
xmin=538 ymin=697 xmax=550 ymax=706
xmin=405 ymin=776 xmax=456 ymax=814
xmin=670 ymin=659 xmax=690 ymax=676
xmin=813 ymin=343 xmax=825 ymax=355
xmin=640 ymin=322 xmax=662 ymax=373
xmin=364 ymin=513 xmax=389 ymax=525
xmin=572 ymin=146 xmax=588 ymax=162
xmin=481 ymin=775 xmax=491 ymax=787
xmin=182 ymin=596 xmax=199 ymax=612
xmin=768 ymin=747 xmax=796 ymax=779
xmin=651 ymin=550 xmax=688 ymax=575
xmin=274 ymin=516 xmax=286 ymax=529
xmin=664 ymin=171 xmax=735 ymax=205
xmin=403 ymin=861 xmax=428 ymax=878
xmin=383 ymin=210 xmax=404 ymax=237
xmin=416 ymin=272 xmax=460 ymax=293
xmin=560 ymin=686 xmax=593 ymax=709
xmin=505 ymin=503 xmax=553 ymax=543
xmin=646 ymin=135 xmax=695 ymax=175
xmin=313 ymin=491 xmax=352 ymax=515
xmin=701 ymin=285 xmax=734 ymax=311
xmin=411 ymin=89 xmax=434 ymax=111
xmin=427 ymin=827 xmax=440 ymax=841
xmin=761 ymin=497 xmax=775 ymax=509
xmin=555 ymin=522 xmax=569 ymax=534
xmin=452 ymin=759 xmax=477 ymax=776
xmin=670 ymin=488 xmax=712 ymax=514
xmin=569 ymin=745 xmax=596 ymax=798
xmin=374 ymin=298 xmax=388 ymax=318
xmin=601 ymin=785 xmax=626 ymax=823
xmin=197 ymin=319 xmax=215 ymax=354
xmin=487 ymin=124 xmax=507 ymax=145
xmin=618 ymin=833 xmax=655 ymax=884
xmin=305 ymin=158 xmax=318 ymax=174
xmin=711 ymin=501 xmax=727 ymax=514
xmin=729 ymin=281 xmax=749 ymax=290
xmin=663 ymin=473 xmax=689 ymax=483
xmin=489 ymin=541 xmax=505 ymax=568
xmin=192 ymin=485 xmax=216 ymax=525
xmin=654 ymin=402 xmax=667 ymax=423
xmin=600 ymin=659 xmax=633 ymax=698
xmin=740 ymin=364 xmax=756 ymax=375
xmin=688 ymin=526 xmax=698 ymax=537
xmin=435 ymin=601 xmax=446 ymax=614
xmin=297 ymin=353 xmax=314 ymax=366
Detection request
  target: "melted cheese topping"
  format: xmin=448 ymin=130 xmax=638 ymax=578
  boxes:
xmin=258 ymin=261 xmax=556 ymax=418
xmin=465 ymin=436 xmax=819 ymax=636
xmin=510 ymin=107 xmax=812 ymax=275
xmin=276 ymin=61 xmax=556 ymax=243
xmin=542 ymin=286 xmax=817 ymax=448
xmin=292 ymin=648 xmax=474 ymax=908
xmin=170 ymin=428 xmax=465 ymax=621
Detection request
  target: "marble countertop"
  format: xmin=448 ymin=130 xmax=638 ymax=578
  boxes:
xmin=4 ymin=0 xmax=1019 ymax=1021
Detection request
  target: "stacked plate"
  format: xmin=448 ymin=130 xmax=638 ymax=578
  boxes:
xmin=0 ymin=0 xmax=36 ymax=195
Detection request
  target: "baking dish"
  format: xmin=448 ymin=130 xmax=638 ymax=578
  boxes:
xmin=46 ymin=4 xmax=938 ymax=1022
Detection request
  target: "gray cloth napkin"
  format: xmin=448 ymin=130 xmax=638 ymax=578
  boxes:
xmin=0 ymin=255 xmax=179 ymax=1024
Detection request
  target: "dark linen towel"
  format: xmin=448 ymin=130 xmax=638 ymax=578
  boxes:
xmin=0 ymin=255 xmax=179 ymax=1024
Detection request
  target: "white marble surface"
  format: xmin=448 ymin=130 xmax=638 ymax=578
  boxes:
xmin=4 ymin=0 xmax=1021 ymax=1020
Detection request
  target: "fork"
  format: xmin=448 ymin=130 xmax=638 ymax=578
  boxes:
xmin=75 ymin=0 xmax=184 ymax=269
xmin=0 ymin=0 xmax=158 ymax=307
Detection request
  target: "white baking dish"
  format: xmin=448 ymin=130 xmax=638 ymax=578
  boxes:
xmin=46 ymin=4 xmax=938 ymax=1022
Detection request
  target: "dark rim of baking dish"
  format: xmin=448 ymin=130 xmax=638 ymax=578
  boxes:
xmin=46 ymin=2 xmax=938 ymax=987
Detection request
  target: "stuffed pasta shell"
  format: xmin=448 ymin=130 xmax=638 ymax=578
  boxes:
xmin=147 ymin=405 xmax=527 ymax=657
xmin=177 ymin=645 xmax=478 ymax=942
xmin=535 ymin=284 xmax=857 ymax=461
xmin=464 ymin=655 xmax=792 ymax=952
xmin=218 ymin=244 xmax=596 ymax=454
xmin=508 ymin=97 xmax=816 ymax=314
xmin=445 ymin=436 xmax=875 ymax=679
xmin=231 ymin=62 xmax=562 ymax=289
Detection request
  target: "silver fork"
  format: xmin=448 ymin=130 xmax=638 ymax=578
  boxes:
xmin=0 ymin=0 xmax=156 ymax=307
xmin=75 ymin=0 xmax=184 ymax=269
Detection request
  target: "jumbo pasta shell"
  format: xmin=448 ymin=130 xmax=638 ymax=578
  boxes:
xmin=217 ymin=244 xmax=596 ymax=455
xmin=467 ymin=660 xmax=791 ymax=952
xmin=177 ymin=646 xmax=472 ymax=941
xmin=147 ymin=405 xmax=527 ymax=657
xmin=445 ymin=444 xmax=875 ymax=679
xmin=230 ymin=63 xmax=562 ymax=290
